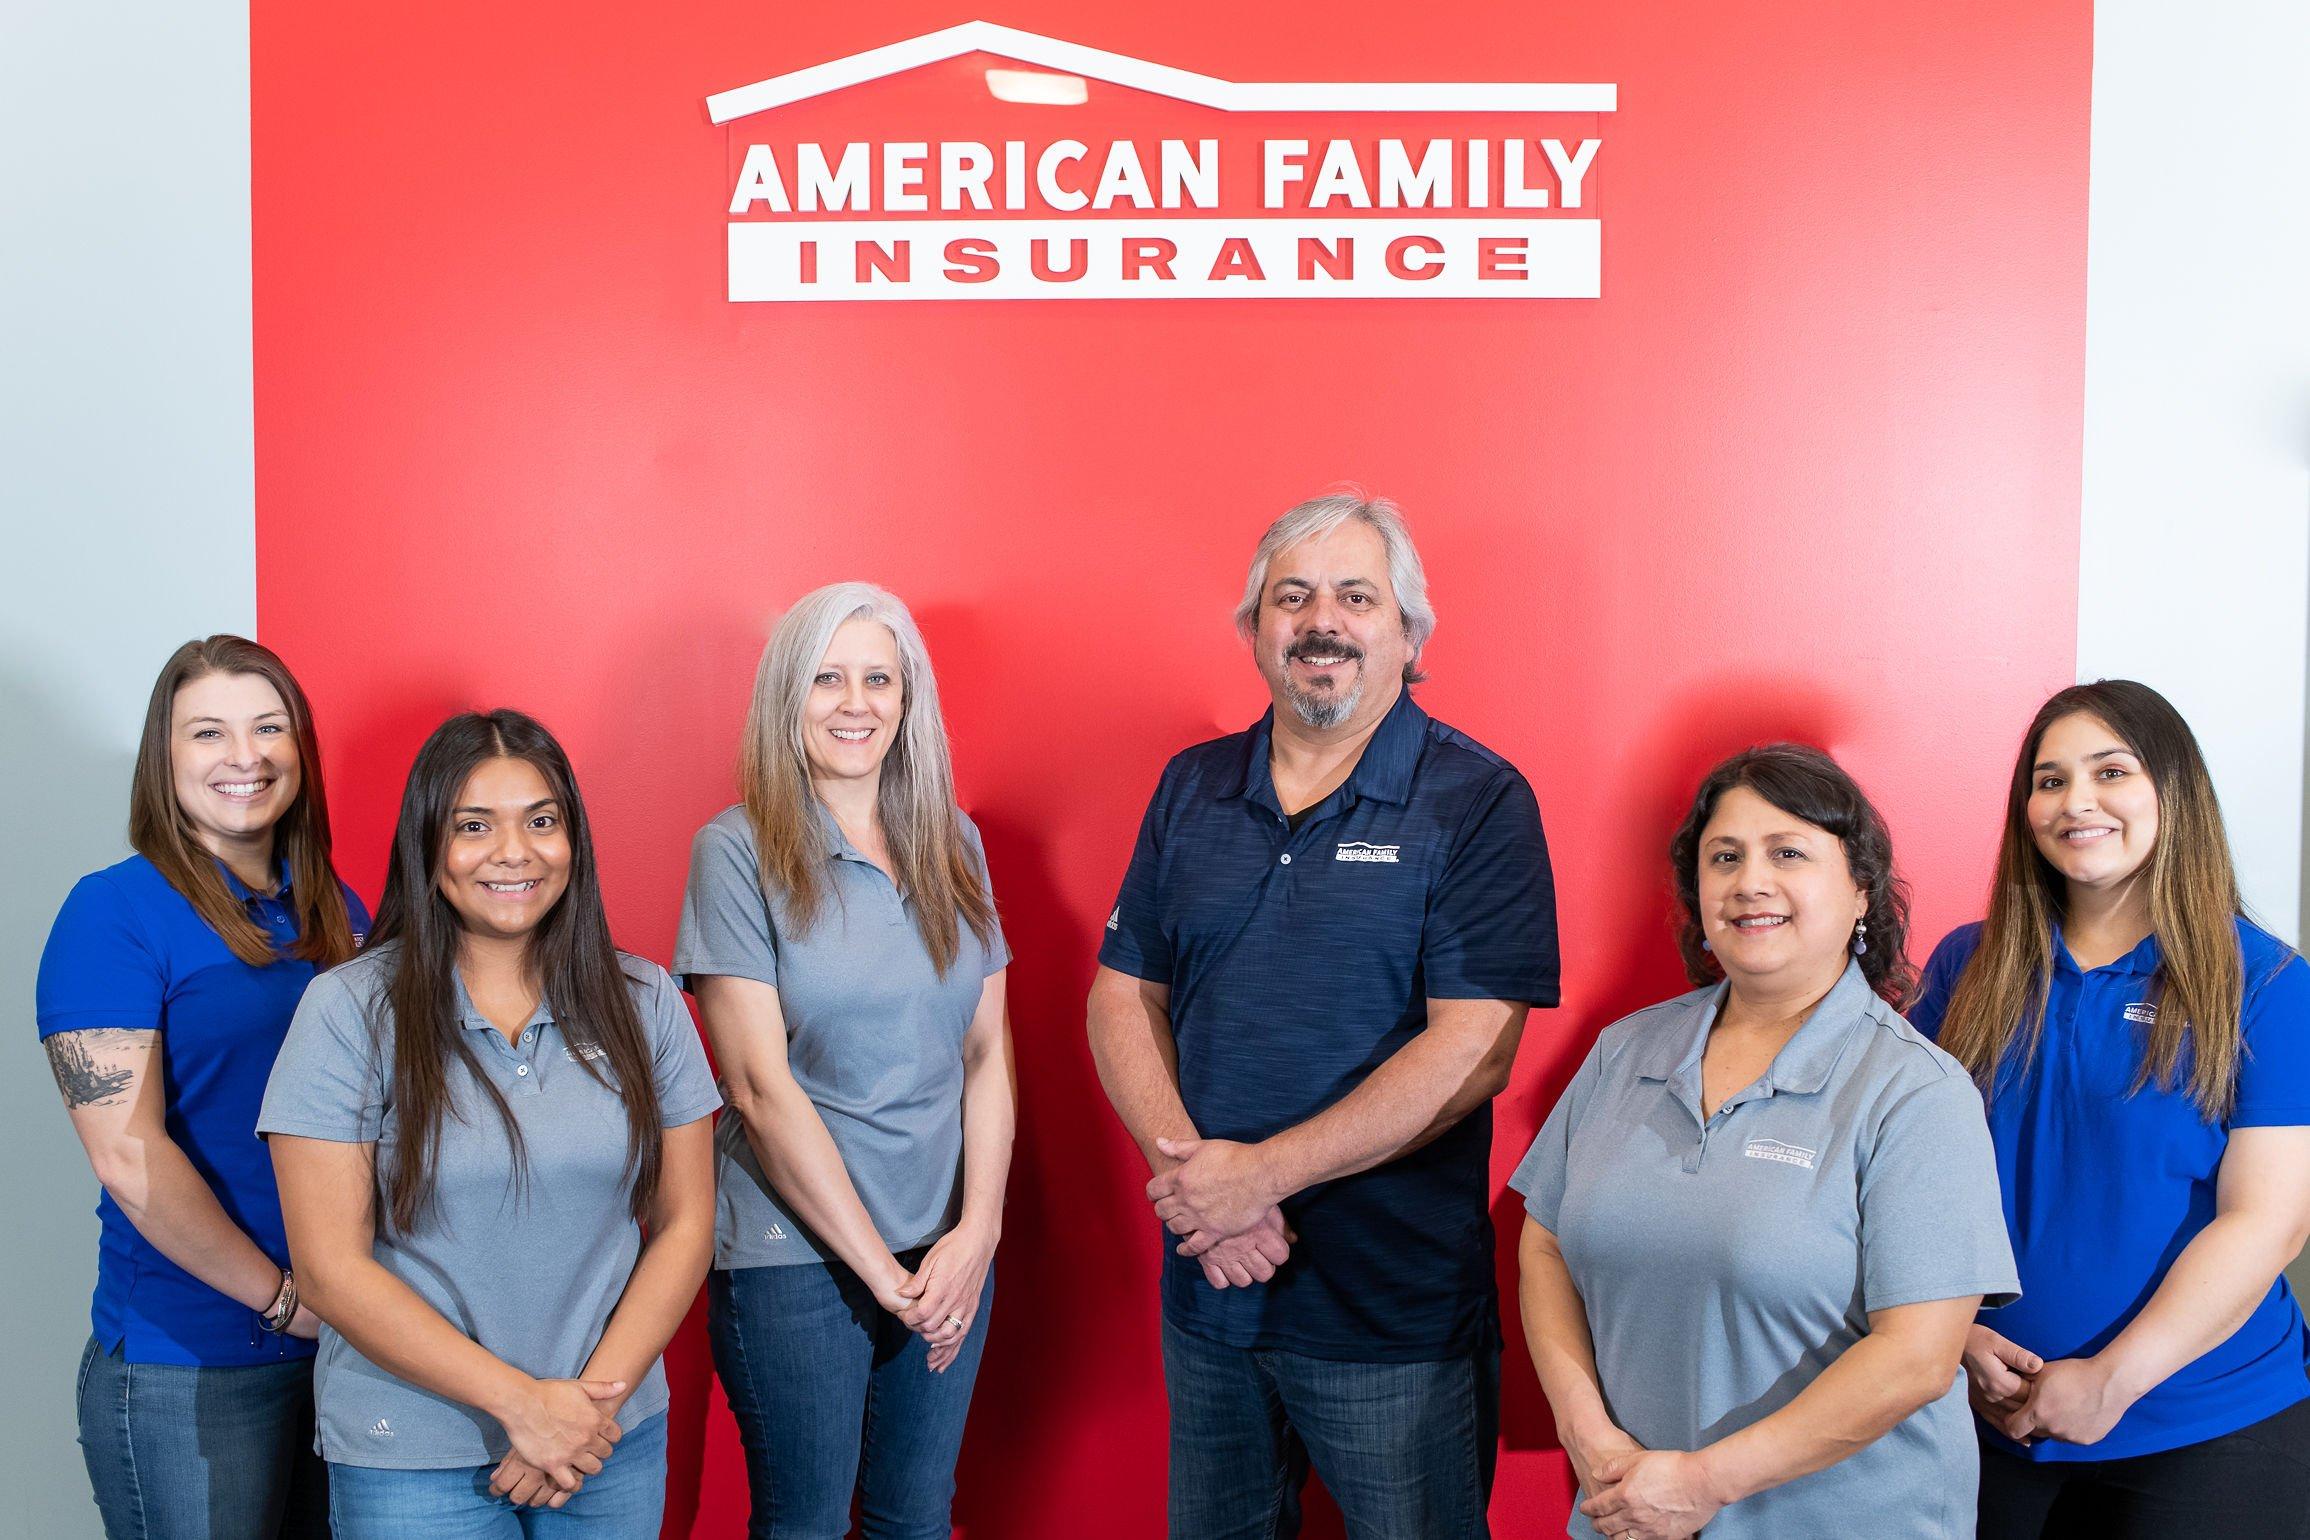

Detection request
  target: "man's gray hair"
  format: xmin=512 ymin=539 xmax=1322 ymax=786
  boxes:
xmin=1234 ymin=492 xmax=1436 ymax=683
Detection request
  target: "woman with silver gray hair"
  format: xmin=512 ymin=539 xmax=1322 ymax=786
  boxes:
xmin=674 ymin=582 xmax=1015 ymax=1537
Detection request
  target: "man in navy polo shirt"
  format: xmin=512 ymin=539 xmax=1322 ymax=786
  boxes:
xmin=1089 ymin=492 xmax=1559 ymax=1538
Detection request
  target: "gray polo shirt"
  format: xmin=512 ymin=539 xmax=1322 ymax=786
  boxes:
xmin=673 ymin=803 xmax=1009 ymax=1271
xmin=1512 ymin=962 xmax=2017 ymax=1540
xmin=257 ymin=943 xmax=722 ymax=1470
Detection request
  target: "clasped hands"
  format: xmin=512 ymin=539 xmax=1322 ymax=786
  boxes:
xmin=1963 ymin=1323 xmax=2135 ymax=1447
xmin=873 ymin=1218 xmax=998 ymax=1375
xmin=1146 ymin=1136 xmax=1297 ymax=1290
xmin=1568 ymin=1422 xmax=1721 ymax=1540
xmin=490 ymin=1376 xmax=627 ymax=1510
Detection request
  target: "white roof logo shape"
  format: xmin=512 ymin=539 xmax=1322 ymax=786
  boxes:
xmin=707 ymin=21 xmax=1617 ymax=126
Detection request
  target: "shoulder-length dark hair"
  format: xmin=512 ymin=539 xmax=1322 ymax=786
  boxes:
xmin=1937 ymin=680 xmax=2246 ymax=1119
xmin=129 ymin=635 xmax=358 ymax=969
xmin=1667 ymin=743 xmax=1916 ymax=1005
xmin=366 ymin=710 xmax=663 ymax=1233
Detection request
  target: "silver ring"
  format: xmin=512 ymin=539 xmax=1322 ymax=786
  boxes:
xmin=945 ymin=1313 xmax=966 ymax=1329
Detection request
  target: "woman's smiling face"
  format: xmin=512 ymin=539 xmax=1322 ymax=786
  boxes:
xmin=1696 ymin=785 xmax=1869 ymax=995
xmin=2026 ymin=711 xmax=2159 ymax=894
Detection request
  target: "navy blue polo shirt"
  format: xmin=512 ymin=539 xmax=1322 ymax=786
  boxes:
xmin=1100 ymin=689 xmax=1558 ymax=1360
xmin=37 ymin=854 xmax=369 ymax=1366
xmin=1912 ymin=918 xmax=2310 ymax=1460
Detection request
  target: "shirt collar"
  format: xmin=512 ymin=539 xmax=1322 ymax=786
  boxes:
xmin=452 ymin=969 xmax=557 ymax=1034
xmin=217 ymin=855 xmax=293 ymax=904
xmin=811 ymin=798 xmax=867 ymax=863
xmin=1634 ymin=959 xmax=1877 ymax=1099
xmin=1216 ymin=688 xmax=1429 ymax=812
xmin=2050 ymin=919 xmax=2163 ymax=977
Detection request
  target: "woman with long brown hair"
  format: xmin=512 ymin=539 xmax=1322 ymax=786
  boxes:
xmin=37 ymin=635 xmax=365 ymax=1538
xmin=678 ymin=582 xmax=1014 ymax=1537
xmin=1912 ymin=680 xmax=2310 ymax=1537
xmin=259 ymin=710 xmax=719 ymax=1536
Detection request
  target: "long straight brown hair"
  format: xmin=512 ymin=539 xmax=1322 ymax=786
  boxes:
xmin=1938 ymin=680 xmax=2247 ymax=1119
xmin=366 ymin=710 xmax=663 ymax=1233
xmin=128 ymin=636 xmax=358 ymax=969
xmin=738 ymin=583 xmax=997 ymax=975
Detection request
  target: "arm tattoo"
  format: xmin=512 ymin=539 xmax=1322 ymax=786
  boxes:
xmin=46 ymin=1030 xmax=150 ymax=1110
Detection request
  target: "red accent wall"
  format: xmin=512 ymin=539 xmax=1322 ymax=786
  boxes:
xmin=253 ymin=3 xmax=2091 ymax=1532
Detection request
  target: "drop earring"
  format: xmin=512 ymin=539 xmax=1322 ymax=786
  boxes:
xmin=1852 ymin=919 xmax=1869 ymax=957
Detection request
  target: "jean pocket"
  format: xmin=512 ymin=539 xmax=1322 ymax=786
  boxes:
xmin=74 ymin=1336 xmax=101 ymax=1409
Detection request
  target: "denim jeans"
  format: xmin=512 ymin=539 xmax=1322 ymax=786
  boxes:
xmin=707 ymin=1249 xmax=993 ymax=1539
xmin=1161 ymin=1317 xmax=1500 ymax=1540
xmin=324 ymin=1409 xmax=667 ymax=1539
xmin=76 ymin=1336 xmax=328 ymax=1539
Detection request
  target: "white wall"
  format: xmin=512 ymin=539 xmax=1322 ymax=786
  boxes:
xmin=2079 ymin=1 xmax=2310 ymax=1296
xmin=0 ymin=3 xmax=256 ymax=1533
xmin=2077 ymin=0 xmax=2310 ymax=945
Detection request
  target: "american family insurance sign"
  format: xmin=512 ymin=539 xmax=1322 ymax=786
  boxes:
xmin=708 ymin=22 xmax=1616 ymax=301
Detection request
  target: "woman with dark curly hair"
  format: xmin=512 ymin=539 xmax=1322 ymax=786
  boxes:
xmin=1511 ymin=744 xmax=2019 ymax=1540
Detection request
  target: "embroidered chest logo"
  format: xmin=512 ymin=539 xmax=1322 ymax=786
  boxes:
xmin=1743 ymin=1138 xmax=1817 ymax=1170
xmin=567 ymin=1042 xmax=608 ymax=1063
xmin=1334 ymin=841 xmax=1402 ymax=864
xmin=2123 ymin=1002 xmax=2157 ymax=1025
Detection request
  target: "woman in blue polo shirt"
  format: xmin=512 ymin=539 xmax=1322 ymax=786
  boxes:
xmin=260 ymin=709 xmax=720 ymax=1537
xmin=37 ymin=635 xmax=367 ymax=1539
xmin=1914 ymin=680 xmax=2310 ymax=1537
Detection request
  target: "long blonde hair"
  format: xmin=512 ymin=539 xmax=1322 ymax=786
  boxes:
xmin=1938 ymin=680 xmax=2247 ymax=1119
xmin=737 ymin=583 xmax=997 ymax=975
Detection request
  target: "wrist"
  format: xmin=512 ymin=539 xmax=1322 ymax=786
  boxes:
xmin=871 ymin=1253 xmax=912 ymax=1297
xmin=1242 ymin=1137 xmax=1294 ymax=1209
xmin=1692 ymin=1441 xmax=1749 ymax=1508
xmin=482 ymin=1368 xmax=545 ymax=1428
xmin=2088 ymin=1347 xmax=2153 ymax=1405
xmin=1559 ymin=1408 xmax=1619 ymax=1460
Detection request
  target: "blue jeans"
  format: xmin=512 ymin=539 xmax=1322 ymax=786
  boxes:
xmin=708 ymin=1250 xmax=993 ymax=1539
xmin=324 ymin=1410 xmax=667 ymax=1538
xmin=76 ymin=1336 xmax=328 ymax=1539
xmin=1162 ymin=1317 xmax=1500 ymax=1540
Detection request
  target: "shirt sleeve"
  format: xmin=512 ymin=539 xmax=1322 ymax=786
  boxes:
xmin=257 ymin=969 xmax=389 ymax=1143
xmin=1095 ymin=768 xmax=1175 ymax=984
xmin=959 ymin=813 xmax=1012 ymax=975
xmin=340 ymin=881 xmax=374 ymax=944
xmin=672 ymin=816 xmax=779 ymax=990
xmin=1508 ymin=1035 xmax=1606 ymax=1233
xmin=1422 ymin=768 xmax=1559 ymax=1005
xmin=36 ymin=872 xmax=166 ymax=1037
xmin=1858 ymin=1068 xmax=2020 ymax=1311
xmin=2232 ymin=950 xmax=2310 ymax=1128
xmin=1906 ymin=926 xmax=1981 ymax=1041
xmin=634 ymin=963 xmax=724 ymax=1128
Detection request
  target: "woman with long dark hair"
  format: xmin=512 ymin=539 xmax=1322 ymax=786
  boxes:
xmin=259 ymin=710 xmax=718 ymax=1536
xmin=1913 ymin=681 xmax=2310 ymax=1537
xmin=679 ymin=582 xmax=1014 ymax=1537
xmin=1513 ymin=745 xmax=2016 ymax=1539
xmin=38 ymin=635 xmax=364 ymax=1538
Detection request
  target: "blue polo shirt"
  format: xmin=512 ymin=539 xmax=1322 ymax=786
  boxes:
xmin=1912 ymin=918 xmax=2310 ymax=1460
xmin=1100 ymin=689 xmax=1558 ymax=1361
xmin=37 ymin=854 xmax=370 ymax=1366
